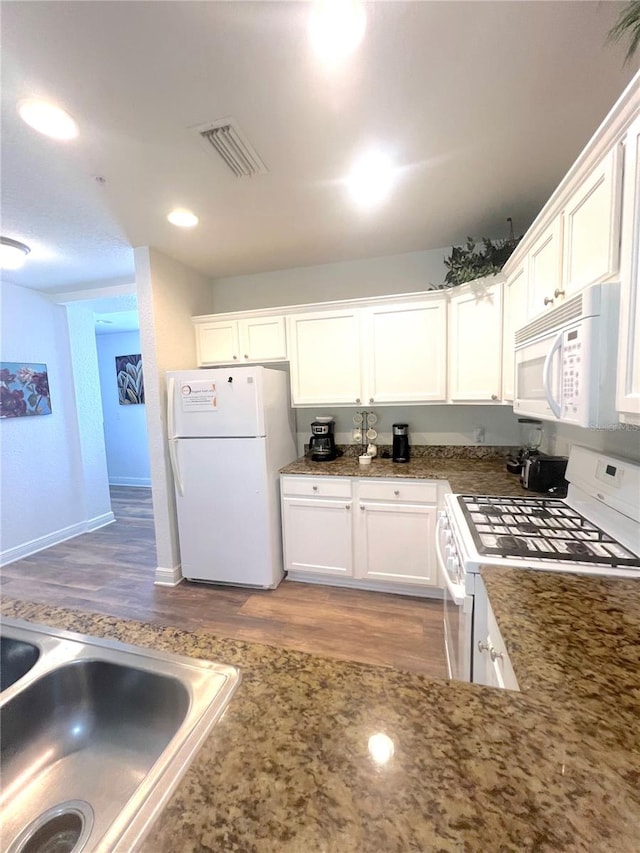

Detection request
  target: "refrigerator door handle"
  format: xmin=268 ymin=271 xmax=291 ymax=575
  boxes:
xmin=169 ymin=438 xmax=184 ymax=496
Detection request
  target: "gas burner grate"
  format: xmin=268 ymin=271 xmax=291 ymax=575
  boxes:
xmin=457 ymin=495 xmax=640 ymax=567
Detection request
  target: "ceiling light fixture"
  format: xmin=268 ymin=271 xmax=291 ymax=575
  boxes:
xmin=308 ymin=0 xmax=366 ymax=65
xmin=346 ymin=150 xmax=395 ymax=208
xmin=0 ymin=237 xmax=31 ymax=270
xmin=167 ymin=209 xmax=199 ymax=228
xmin=18 ymin=99 xmax=78 ymax=140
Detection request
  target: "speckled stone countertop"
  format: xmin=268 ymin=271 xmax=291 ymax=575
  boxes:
xmin=281 ymin=453 xmax=535 ymax=496
xmin=3 ymin=567 xmax=639 ymax=852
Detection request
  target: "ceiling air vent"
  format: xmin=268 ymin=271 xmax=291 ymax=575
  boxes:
xmin=195 ymin=117 xmax=268 ymax=178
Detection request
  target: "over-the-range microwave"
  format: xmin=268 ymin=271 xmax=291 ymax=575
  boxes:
xmin=513 ymin=281 xmax=620 ymax=428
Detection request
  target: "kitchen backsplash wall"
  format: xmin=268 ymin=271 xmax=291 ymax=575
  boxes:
xmin=295 ymin=405 xmax=521 ymax=457
xmin=544 ymin=422 xmax=640 ymax=463
xmin=210 ymin=247 xmax=449 ymax=313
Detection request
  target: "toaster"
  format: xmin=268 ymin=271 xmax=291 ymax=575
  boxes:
xmin=521 ymin=455 xmax=568 ymax=493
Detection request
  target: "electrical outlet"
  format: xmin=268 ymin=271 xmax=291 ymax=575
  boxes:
xmin=474 ymin=427 xmax=486 ymax=444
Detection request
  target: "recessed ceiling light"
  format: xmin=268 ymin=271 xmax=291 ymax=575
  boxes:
xmin=346 ymin=150 xmax=395 ymax=208
xmin=18 ymin=99 xmax=78 ymax=140
xmin=167 ymin=209 xmax=199 ymax=228
xmin=308 ymin=0 xmax=366 ymax=65
xmin=0 ymin=237 xmax=31 ymax=270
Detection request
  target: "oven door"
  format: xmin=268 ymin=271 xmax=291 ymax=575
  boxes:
xmin=514 ymin=329 xmax=563 ymax=421
xmin=436 ymin=514 xmax=473 ymax=682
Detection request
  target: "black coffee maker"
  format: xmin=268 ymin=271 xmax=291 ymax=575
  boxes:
xmin=392 ymin=423 xmax=410 ymax=463
xmin=309 ymin=420 xmax=337 ymax=462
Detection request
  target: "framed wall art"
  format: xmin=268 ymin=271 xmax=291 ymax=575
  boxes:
xmin=115 ymin=353 xmax=145 ymax=405
xmin=0 ymin=362 xmax=52 ymax=418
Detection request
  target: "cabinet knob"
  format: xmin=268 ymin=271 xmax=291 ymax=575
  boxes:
xmin=360 ymin=505 xmax=365 ymax=511
xmin=478 ymin=640 xmax=491 ymax=653
xmin=369 ymin=397 xmax=374 ymax=404
xmin=491 ymin=394 xmax=498 ymax=401
xmin=543 ymin=296 xmax=554 ymax=306
xmin=345 ymin=504 xmax=351 ymax=510
xmin=233 ymin=355 xmax=238 ymax=360
xmin=553 ymin=288 xmax=565 ymax=299
xmin=490 ymin=648 xmax=503 ymax=662
xmin=312 ymin=485 xmax=318 ymax=491
xmin=355 ymin=398 xmax=361 ymax=404
xmin=393 ymin=489 xmax=400 ymax=496
xmin=244 ymin=354 xmax=249 ymax=359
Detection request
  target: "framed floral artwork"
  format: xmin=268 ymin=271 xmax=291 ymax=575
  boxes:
xmin=115 ymin=353 xmax=145 ymax=405
xmin=0 ymin=362 xmax=52 ymax=418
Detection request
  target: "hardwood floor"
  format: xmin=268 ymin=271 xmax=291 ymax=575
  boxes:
xmin=1 ymin=486 xmax=447 ymax=677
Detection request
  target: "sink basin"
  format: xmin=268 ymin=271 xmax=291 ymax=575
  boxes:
xmin=0 ymin=618 xmax=240 ymax=852
xmin=0 ymin=636 xmax=40 ymax=691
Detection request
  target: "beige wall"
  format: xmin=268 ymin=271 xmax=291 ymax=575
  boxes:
xmin=135 ymin=247 xmax=214 ymax=580
xmin=210 ymin=248 xmax=449 ymax=313
xmin=545 ymin=422 xmax=640 ymax=463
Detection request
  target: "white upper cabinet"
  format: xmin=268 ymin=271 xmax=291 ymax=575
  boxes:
xmin=562 ymin=145 xmax=623 ymax=296
xmin=616 ymin=114 xmax=640 ymax=424
xmin=502 ymin=264 xmax=528 ymax=402
xmin=363 ymin=299 xmax=447 ymax=404
xmin=527 ymin=218 xmax=563 ymax=318
xmin=287 ymin=309 xmax=362 ymax=406
xmin=195 ymin=315 xmax=286 ymax=365
xmin=449 ymin=278 xmax=503 ymax=402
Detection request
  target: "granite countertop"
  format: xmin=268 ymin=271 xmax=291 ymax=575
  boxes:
xmin=281 ymin=453 xmax=535 ymax=496
xmin=3 ymin=567 xmax=639 ymax=852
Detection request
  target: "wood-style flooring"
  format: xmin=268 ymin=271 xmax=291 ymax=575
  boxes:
xmin=1 ymin=486 xmax=447 ymax=677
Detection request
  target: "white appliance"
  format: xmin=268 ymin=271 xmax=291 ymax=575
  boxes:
xmin=513 ymin=281 xmax=620 ymax=427
xmin=167 ymin=366 xmax=296 ymax=588
xmin=436 ymin=446 xmax=640 ymax=686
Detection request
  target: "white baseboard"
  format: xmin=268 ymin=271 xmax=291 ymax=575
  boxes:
xmin=0 ymin=512 xmax=116 ymax=567
xmin=109 ymin=477 xmax=152 ymax=487
xmin=285 ymin=572 xmax=444 ymax=600
xmin=154 ymin=565 xmax=184 ymax=586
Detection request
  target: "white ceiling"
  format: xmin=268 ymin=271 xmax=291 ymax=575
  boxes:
xmin=1 ymin=1 xmax=638 ymax=293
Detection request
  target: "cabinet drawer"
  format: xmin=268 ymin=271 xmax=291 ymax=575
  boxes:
xmin=357 ymin=480 xmax=438 ymax=504
xmin=281 ymin=476 xmax=352 ymax=499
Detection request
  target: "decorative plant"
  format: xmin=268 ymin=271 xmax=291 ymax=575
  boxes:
xmin=608 ymin=1 xmax=640 ymax=63
xmin=433 ymin=219 xmax=522 ymax=289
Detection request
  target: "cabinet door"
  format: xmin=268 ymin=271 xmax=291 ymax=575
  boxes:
xmin=238 ymin=315 xmax=287 ymax=362
xmin=617 ymin=116 xmax=640 ymax=424
xmin=364 ymin=300 xmax=447 ymax=404
xmin=195 ymin=320 xmax=240 ymax=365
xmin=357 ymin=502 xmax=438 ymax=586
xmin=288 ymin=310 xmax=362 ymax=406
xmin=563 ymin=145 xmax=622 ymax=296
xmin=449 ymin=280 xmax=503 ymax=402
xmin=527 ymin=218 xmax=563 ymax=319
xmin=282 ymin=497 xmax=353 ymax=576
xmin=502 ymin=264 xmax=528 ymax=402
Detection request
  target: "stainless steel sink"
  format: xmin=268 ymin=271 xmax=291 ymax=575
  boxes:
xmin=0 ymin=635 xmax=40 ymax=691
xmin=0 ymin=618 xmax=241 ymax=853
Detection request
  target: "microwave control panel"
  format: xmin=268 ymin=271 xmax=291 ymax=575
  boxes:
xmin=561 ymin=326 xmax=585 ymax=419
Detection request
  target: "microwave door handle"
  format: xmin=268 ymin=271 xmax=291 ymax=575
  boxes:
xmin=543 ymin=331 xmax=563 ymax=418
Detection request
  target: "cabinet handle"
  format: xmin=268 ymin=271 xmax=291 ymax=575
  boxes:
xmin=543 ymin=296 xmax=554 ymax=306
xmin=355 ymin=398 xmax=361 ymax=404
xmin=345 ymin=504 xmax=351 ymax=510
xmin=360 ymin=505 xmax=365 ymax=511
xmin=393 ymin=489 xmax=400 ymax=496
xmin=312 ymin=485 xmax=318 ymax=491
xmin=553 ymin=288 xmax=565 ymax=299
xmin=244 ymin=354 xmax=249 ymax=359
xmin=233 ymin=355 xmax=238 ymax=360
xmin=369 ymin=397 xmax=374 ymax=404
xmin=491 ymin=394 xmax=498 ymax=400
xmin=490 ymin=648 xmax=503 ymax=662
xmin=478 ymin=640 xmax=491 ymax=653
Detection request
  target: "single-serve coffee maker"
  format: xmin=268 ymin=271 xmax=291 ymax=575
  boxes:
xmin=392 ymin=423 xmax=410 ymax=463
xmin=309 ymin=419 xmax=337 ymax=462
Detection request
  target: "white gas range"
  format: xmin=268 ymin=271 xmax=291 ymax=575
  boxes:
xmin=436 ymin=445 xmax=640 ymax=686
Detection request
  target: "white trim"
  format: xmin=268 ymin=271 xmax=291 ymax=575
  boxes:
xmin=108 ymin=477 xmax=152 ymax=488
xmin=285 ymin=571 xmax=444 ymax=599
xmin=154 ymin=565 xmax=184 ymax=586
xmin=0 ymin=512 xmax=116 ymax=567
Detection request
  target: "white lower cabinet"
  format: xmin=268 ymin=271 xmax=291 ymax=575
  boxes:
xmin=473 ymin=576 xmax=520 ymax=691
xmin=281 ymin=475 xmax=443 ymax=594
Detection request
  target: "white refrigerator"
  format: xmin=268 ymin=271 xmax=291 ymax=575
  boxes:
xmin=167 ymin=366 xmax=297 ymax=588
